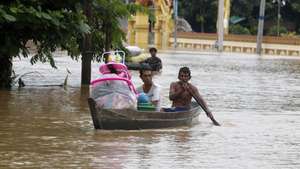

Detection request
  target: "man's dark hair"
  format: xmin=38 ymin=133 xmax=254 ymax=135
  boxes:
xmin=149 ymin=47 xmax=157 ymax=53
xmin=178 ymin=67 xmax=191 ymax=79
xmin=139 ymin=69 xmax=152 ymax=77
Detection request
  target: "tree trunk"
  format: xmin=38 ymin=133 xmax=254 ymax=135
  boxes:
xmin=105 ymin=22 xmax=112 ymax=52
xmin=0 ymin=56 xmax=13 ymax=89
xmin=81 ymin=0 xmax=92 ymax=85
xmin=81 ymin=44 xmax=92 ymax=85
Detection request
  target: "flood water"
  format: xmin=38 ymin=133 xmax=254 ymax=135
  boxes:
xmin=1 ymin=52 xmax=300 ymax=169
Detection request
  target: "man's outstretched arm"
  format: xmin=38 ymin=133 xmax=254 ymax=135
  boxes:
xmin=187 ymin=85 xmax=220 ymax=126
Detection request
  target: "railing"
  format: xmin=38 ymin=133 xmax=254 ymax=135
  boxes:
xmin=168 ymin=32 xmax=300 ymax=56
xmin=174 ymin=32 xmax=300 ymax=45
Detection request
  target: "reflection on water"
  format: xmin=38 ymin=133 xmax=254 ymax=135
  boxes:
xmin=1 ymin=53 xmax=300 ymax=169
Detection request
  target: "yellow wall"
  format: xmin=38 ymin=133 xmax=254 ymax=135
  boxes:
xmin=127 ymin=0 xmax=173 ymax=50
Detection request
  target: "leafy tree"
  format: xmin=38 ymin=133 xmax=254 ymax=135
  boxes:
xmin=229 ymin=24 xmax=250 ymax=35
xmin=178 ymin=0 xmax=218 ymax=33
xmin=0 ymin=0 xmax=142 ymax=88
xmin=91 ymin=0 xmax=142 ymax=52
xmin=267 ymin=25 xmax=288 ymax=36
xmin=264 ymin=0 xmax=300 ymax=35
xmin=231 ymin=0 xmax=260 ymax=35
xmin=178 ymin=0 xmax=300 ymax=35
xmin=290 ymin=0 xmax=300 ymax=12
xmin=0 ymin=0 xmax=88 ymax=88
xmin=285 ymin=0 xmax=300 ymax=34
xmin=77 ymin=0 xmax=143 ymax=84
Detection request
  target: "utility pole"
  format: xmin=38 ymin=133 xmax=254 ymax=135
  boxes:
xmin=256 ymin=0 xmax=266 ymax=55
xmin=273 ymin=0 xmax=285 ymax=36
xmin=277 ymin=0 xmax=280 ymax=36
xmin=173 ymin=0 xmax=178 ymax=48
xmin=217 ymin=0 xmax=224 ymax=52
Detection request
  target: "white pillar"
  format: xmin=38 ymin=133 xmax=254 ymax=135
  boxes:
xmin=217 ymin=0 xmax=224 ymax=52
xmin=173 ymin=0 xmax=178 ymax=48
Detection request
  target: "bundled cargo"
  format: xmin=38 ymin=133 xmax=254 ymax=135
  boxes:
xmin=90 ymin=51 xmax=137 ymax=109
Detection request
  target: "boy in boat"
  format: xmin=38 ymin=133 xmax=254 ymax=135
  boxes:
xmin=168 ymin=67 xmax=220 ymax=126
xmin=141 ymin=47 xmax=162 ymax=71
xmin=137 ymin=69 xmax=161 ymax=111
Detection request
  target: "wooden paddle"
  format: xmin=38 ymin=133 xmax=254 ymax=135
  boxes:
xmin=191 ymin=93 xmax=220 ymax=126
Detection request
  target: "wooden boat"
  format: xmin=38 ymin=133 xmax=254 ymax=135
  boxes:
xmin=88 ymin=98 xmax=201 ymax=130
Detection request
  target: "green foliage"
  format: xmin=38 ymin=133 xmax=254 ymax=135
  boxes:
xmin=0 ymin=0 xmax=143 ymax=87
xmin=291 ymin=0 xmax=300 ymax=12
xmin=148 ymin=7 xmax=156 ymax=24
xmin=231 ymin=0 xmax=260 ymax=33
xmin=267 ymin=25 xmax=288 ymax=36
xmin=87 ymin=0 xmax=143 ymax=57
xmin=196 ymin=15 xmax=204 ymax=23
xmin=178 ymin=0 xmax=218 ymax=32
xmin=0 ymin=0 xmax=89 ymax=68
xmin=0 ymin=0 xmax=143 ymax=66
xmin=229 ymin=24 xmax=251 ymax=35
xmin=178 ymin=0 xmax=300 ymax=35
xmin=249 ymin=26 xmax=258 ymax=35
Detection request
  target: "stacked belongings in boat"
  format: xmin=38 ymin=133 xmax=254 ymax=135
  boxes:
xmin=137 ymin=92 xmax=156 ymax=111
xmin=90 ymin=51 xmax=138 ymax=109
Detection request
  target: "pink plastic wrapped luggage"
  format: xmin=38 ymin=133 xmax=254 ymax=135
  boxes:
xmin=90 ymin=51 xmax=137 ymax=109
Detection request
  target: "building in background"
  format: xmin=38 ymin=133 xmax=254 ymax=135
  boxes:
xmin=127 ymin=0 xmax=174 ymax=49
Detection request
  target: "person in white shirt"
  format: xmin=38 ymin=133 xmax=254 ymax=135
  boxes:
xmin=137 ymin=70 xmax=161 ymax=111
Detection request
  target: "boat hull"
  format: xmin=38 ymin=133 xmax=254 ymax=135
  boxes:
xmin=88 ymin=98 xmax=201 ymax=130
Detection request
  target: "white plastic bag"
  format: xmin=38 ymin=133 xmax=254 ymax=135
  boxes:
xmin=91 ymin=74 xmax=137 ymax=109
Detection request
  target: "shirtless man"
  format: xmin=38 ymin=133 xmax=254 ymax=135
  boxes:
xmin=169 ymin=67 xmax=220 ymax=126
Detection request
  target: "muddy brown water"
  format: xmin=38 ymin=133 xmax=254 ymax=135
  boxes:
xmin=1 ymin=52 xmax=300 ymax=168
